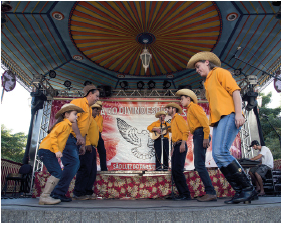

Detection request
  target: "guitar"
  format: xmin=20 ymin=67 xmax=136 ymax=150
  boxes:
xmin=150 ymin=125 xmax=171 ymax=140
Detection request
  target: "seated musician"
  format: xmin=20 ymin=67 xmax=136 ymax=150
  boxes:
xmin=147 ymin=111 xmax=170 ymax=171
xmin=248 ymin=140 xmax=274 ymax=196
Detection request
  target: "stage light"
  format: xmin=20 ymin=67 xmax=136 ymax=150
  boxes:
xmin=120 ymin=81 xmax=128 ymax=90
xmin=84 ymin=80 xmax=92 ymax=86
xmin=243 ymin=91 xmax=258 ymax=111
xmin=163 ymin=80 xmax=171 ymax=89
xmin=63 ymin=80 xmax=72 ymax=88
xmin=49 ymin=70 xmax=56 ymax=79
xmin=137 ymin=81 xmax=145 ymax=89
xmin=97 ymin=85 xmax=112 ymax=97
xmin=148 ymin=80 xmax=155 ymax=89
xmin=234 ymin=69 xmax=242 ymax=76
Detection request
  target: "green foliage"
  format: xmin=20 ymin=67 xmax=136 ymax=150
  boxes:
xmin=259 ymin=92 xmax=281 ymax=159
xmin=1 ymin=124 xmax=27 ymax=163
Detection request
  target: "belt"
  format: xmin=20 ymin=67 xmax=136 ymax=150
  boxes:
xmin=173 ymin=141 xmax=182 ymax=146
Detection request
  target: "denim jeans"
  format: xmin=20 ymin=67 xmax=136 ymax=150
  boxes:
xmin=193 ymin=128 xmax=216 ymax=195
xmin=97 ymin=132 xmax=107 ymax=171
xmin=154 ymin=138 xmax=169 ymax=170
xmin=38 ymin=149 xmax=62 ymax=179
xmin=51 ymin=134 xmax=80 ymax=196
xmin=172 ymin=142 xmax=190 ymax=197
xmin=73 ymin=146 xmax=97 ymax=196
xmin=212 ymin=113 xmax=241 ymax=168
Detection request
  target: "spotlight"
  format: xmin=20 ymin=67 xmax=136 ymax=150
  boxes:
xmin=137 ymin=81 xmax=145 ymax=89
xmin=120 ymin=81 xmax=128 ymax=90
xmin=243 ymin=91 xmax=258 ymax=111
xmin=234 ymin=68 xmax=242 ymax=76
xmin=272 ymin=1 xmax=281 ymax=6
xmin=84 ymin=80 xmax=92 ymax=86
xmin=63 ymin=80 xmax=72 ymax=88
xmin=178 ymin=85 xmax=192 ymax=90
xmin=49 ymin=70 xmax=56 ymax=79
xmin=97 ymin=85 xmax=112 ymax=97
xmin=147 ymin=80 xmax=155 ymax=89
xmin=163 ymin=80 xmax=171 ymax=89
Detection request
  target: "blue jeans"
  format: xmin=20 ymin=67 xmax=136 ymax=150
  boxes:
xmin=74 ymin=146 xmax=97 ymax=196
xmin=193 ymin=128 xmax=216 ymax=195
xmin=51 ymin=134 xmax=80 ymax=196
xmin=212 ymin=113 xmax=241 ymax=168
xmin=38 ymin=149 xmax=62 ymax=179
xmin=172 ymin=142 xmax=190 ymax=197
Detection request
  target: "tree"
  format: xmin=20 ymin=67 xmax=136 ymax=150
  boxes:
xmin=258 ymin=92 xmax=281 ymax=159
xmin=1 ymin=125 xmax=27 ymax=163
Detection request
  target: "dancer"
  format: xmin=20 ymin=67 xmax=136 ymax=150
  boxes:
xmin=73 ymin=103 xmax=100 ymax=200
xmin=176 ymin=89 xmax=217 ymax=202
xmin=95 ymin=101 xmax=108 ymax=171
xmin=147 ymin=111 xmax=170 ymax=171
xmin=187 ymin=51 xmax=257 ymax=204
xmin=51 ymin=84 xmax=99 ymax=202
xmin=38 ymin=103 xmax=84 ymax=205
xmin=165 ymin=103 xmax=191 ymax=200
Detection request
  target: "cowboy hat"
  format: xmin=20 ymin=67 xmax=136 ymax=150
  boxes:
xmin=165 ymin=103 xmax=183 ymax=114
xmin=186 ymin=51 xmax=221 ymax=69
xmin=83 ymin=84 xmax=97 ymax=97
xmin=96 ymin=101 xmax=103 ymax=106
xmin=175 ymin=89 xmax=198 ymax=104
xmin=55 ymin=103 xmax=84 ymax=119
xmin=155 ymin=111 xmax=167 ymax=118
xmin=91 ymin=103 xmax=102 ymax=109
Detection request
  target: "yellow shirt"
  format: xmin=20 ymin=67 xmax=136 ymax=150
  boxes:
xmin=86 ymin=117 xmax=99 ymax=147
xmin=187 ymin=102 xmax=210 ymax=139
xmin=171 ymin=113 xmax=189 ymax=143
xmin=204 ymin=67 xmax=241 ymax=126
xmin=147 ymin=120 xmax=171 ymax=139
xmin=39 ymin=118 xmax=72 ymax=153
xmin=94 ymin=113 xmax=103 ymax=133
xmin=70 ymin=97 xmax=92 ymax=137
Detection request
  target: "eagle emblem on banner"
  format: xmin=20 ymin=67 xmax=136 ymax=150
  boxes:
xmin=116 ymin=118 xmax=155 ymax=159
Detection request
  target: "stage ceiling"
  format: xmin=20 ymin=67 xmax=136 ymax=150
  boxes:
xmin=1 ymin=1 xmax=281 ymax=93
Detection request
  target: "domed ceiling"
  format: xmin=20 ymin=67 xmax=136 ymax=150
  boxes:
xmin=1 ymin=1 xmax=281 ymax=92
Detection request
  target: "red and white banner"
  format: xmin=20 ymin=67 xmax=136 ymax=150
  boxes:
xmin=50 ymin=98 xmax=241 ymax=171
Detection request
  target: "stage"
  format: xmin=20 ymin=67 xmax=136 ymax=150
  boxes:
xmin=1 ymin=196 xmax=281 ymax=223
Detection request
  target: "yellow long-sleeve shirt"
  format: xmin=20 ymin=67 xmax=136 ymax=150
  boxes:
xmin=171 ymin=113 xmax=189 ymax=143
xmin=39 ymin=118 xmax=72 ymax=153
xmin=94 ymin=113 xmax=103 ymax=133
xmin=70 ymin=97 xmax=92 ymax=137
xmin=204 ymin=67 xmax=241 ymax=126
xmin=86 ymin=117 xmax=100 ymax=147
xmin=147 ymin=120 xmax=171 ymax=139
xmin=187 ymin=102 xmax=210 ymax=139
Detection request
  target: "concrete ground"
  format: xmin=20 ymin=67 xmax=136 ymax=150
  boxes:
xmin=1 ymin=196 xmax=281 ymax=223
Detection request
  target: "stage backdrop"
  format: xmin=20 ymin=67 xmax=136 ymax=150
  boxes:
xmin=50 ymin=98 xmax=241 ymax=171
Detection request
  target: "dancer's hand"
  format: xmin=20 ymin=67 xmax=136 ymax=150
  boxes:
xmin=86 ymin=145 xmax=92 ymax=153
xmin=76 ymin=134 xmax=86 ymax=146
xmin=55 ymin=151 xmax=63 ymax=158
xmin=79 ymin=145 xmax=86 ymax=155
xmin=235 ymin=113 xmax=245 ymax=129
xmin=180 ymin=142 xmax=186 ymax=153
xmin=203 ymin=139 xmax=210 ymax=148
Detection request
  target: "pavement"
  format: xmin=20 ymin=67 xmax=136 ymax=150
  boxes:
xmin=1 ymin=196 xmax=281 ymax=223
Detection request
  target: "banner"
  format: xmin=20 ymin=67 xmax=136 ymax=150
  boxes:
xmin=50 ymin=98 xmax=241 ymax=171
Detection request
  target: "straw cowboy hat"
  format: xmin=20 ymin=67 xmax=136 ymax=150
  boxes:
xmin=165 ymin=103 xmax=183 ymax=114
xmin=83 ymin=84 xmax=97 ymax=97
xmin=186 ymin=51 xmax=221 ymax=69
xmin=155 ymin=111 xmax=167 ymax=118
xmin=91 ymin=103 xmax=102 ymax=109
xmin=55 ymin=103 xmax=84 ymax=119
xmin=175 ymin=89 xmax=198 ymax=104
xmin=96 ymin=101 xmax=103 ymax=106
